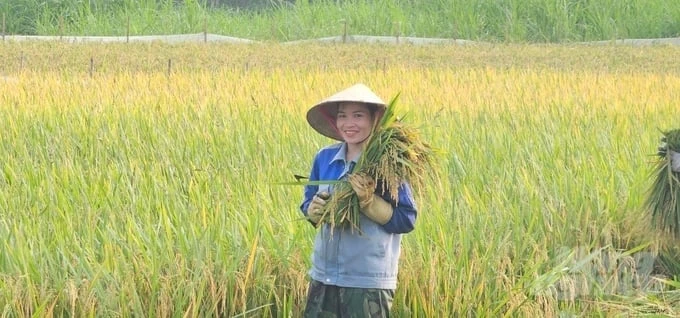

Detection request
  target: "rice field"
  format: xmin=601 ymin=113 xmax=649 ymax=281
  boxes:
xmin=0 ymin=41 xmax=679 ymax=317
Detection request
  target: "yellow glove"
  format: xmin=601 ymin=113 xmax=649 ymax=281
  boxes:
xmin=307 ymin=192 xmax=329 ymax=224
xmin=348 ymin=173 xmax=393 ymax=225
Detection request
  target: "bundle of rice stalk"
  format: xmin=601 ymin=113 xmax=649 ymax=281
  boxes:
xmin=319 ymin=93 xmax=437 ymax=232
xmin=646 ymin=129 xmax=680 ymax=238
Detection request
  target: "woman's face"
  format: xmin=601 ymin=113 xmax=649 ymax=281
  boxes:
xmin=336 ymin=102 xmax=374 ymax=145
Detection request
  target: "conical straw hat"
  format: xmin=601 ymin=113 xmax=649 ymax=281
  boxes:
xmin=306 ymin=83 xmax=386 ymax=141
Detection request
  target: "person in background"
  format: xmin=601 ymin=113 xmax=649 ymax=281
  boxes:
xmin=671 ymin=151 xmax=680 ymax=172
xmin=300 ymin=83 xmax=418 ymax=317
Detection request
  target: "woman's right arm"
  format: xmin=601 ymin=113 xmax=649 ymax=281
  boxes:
xmin=300 ymin=154 xmax=320 ymax=217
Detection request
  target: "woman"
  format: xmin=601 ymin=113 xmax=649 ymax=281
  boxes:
xmin=300 ymin=83 xmax=418 ymax=317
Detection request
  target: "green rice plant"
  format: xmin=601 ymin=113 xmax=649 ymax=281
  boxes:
xmin=6 ymin=0 xmax=680 ymax=42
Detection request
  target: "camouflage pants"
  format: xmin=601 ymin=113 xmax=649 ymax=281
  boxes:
xmin=303 ymin=280 xmax=394 ymax=318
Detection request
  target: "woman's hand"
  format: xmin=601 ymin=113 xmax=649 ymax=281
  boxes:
xmin=307 ymin=192 xmax=329 ymax=224
xmin=348 ymin=173 xmax=393 ymax=225
xmin=347 ymin=173 xmax=376 ymax=208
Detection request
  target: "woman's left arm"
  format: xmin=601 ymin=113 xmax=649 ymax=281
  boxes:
xmin=379 ymin=183 xmax=417 ymax=234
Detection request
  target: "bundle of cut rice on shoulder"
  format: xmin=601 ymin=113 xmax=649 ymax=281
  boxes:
xmin=319 ymin=94 xmax=437 ymax=231
xmin=646 ymin=129 xmax=680 ymax=238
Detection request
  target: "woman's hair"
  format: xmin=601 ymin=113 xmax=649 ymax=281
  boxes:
xmin=336 ymin=102 xmax=378 ymax=117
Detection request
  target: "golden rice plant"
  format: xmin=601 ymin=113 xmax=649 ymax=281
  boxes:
xmin=320 ymin=94 xmax=437 ymax=231
xmin=2 ymin=42 xmax=680 ymax=316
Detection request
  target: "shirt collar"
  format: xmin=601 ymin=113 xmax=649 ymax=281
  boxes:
xmin=331 ymin=142 xmax=361 ymax=164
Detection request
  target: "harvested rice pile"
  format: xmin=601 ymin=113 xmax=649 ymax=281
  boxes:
xmin=647 ymin=129 xmax=680 ymax=238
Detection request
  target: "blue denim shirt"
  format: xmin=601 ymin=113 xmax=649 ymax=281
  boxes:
xmin=300 ymin=142 xmax=417 ymax=289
